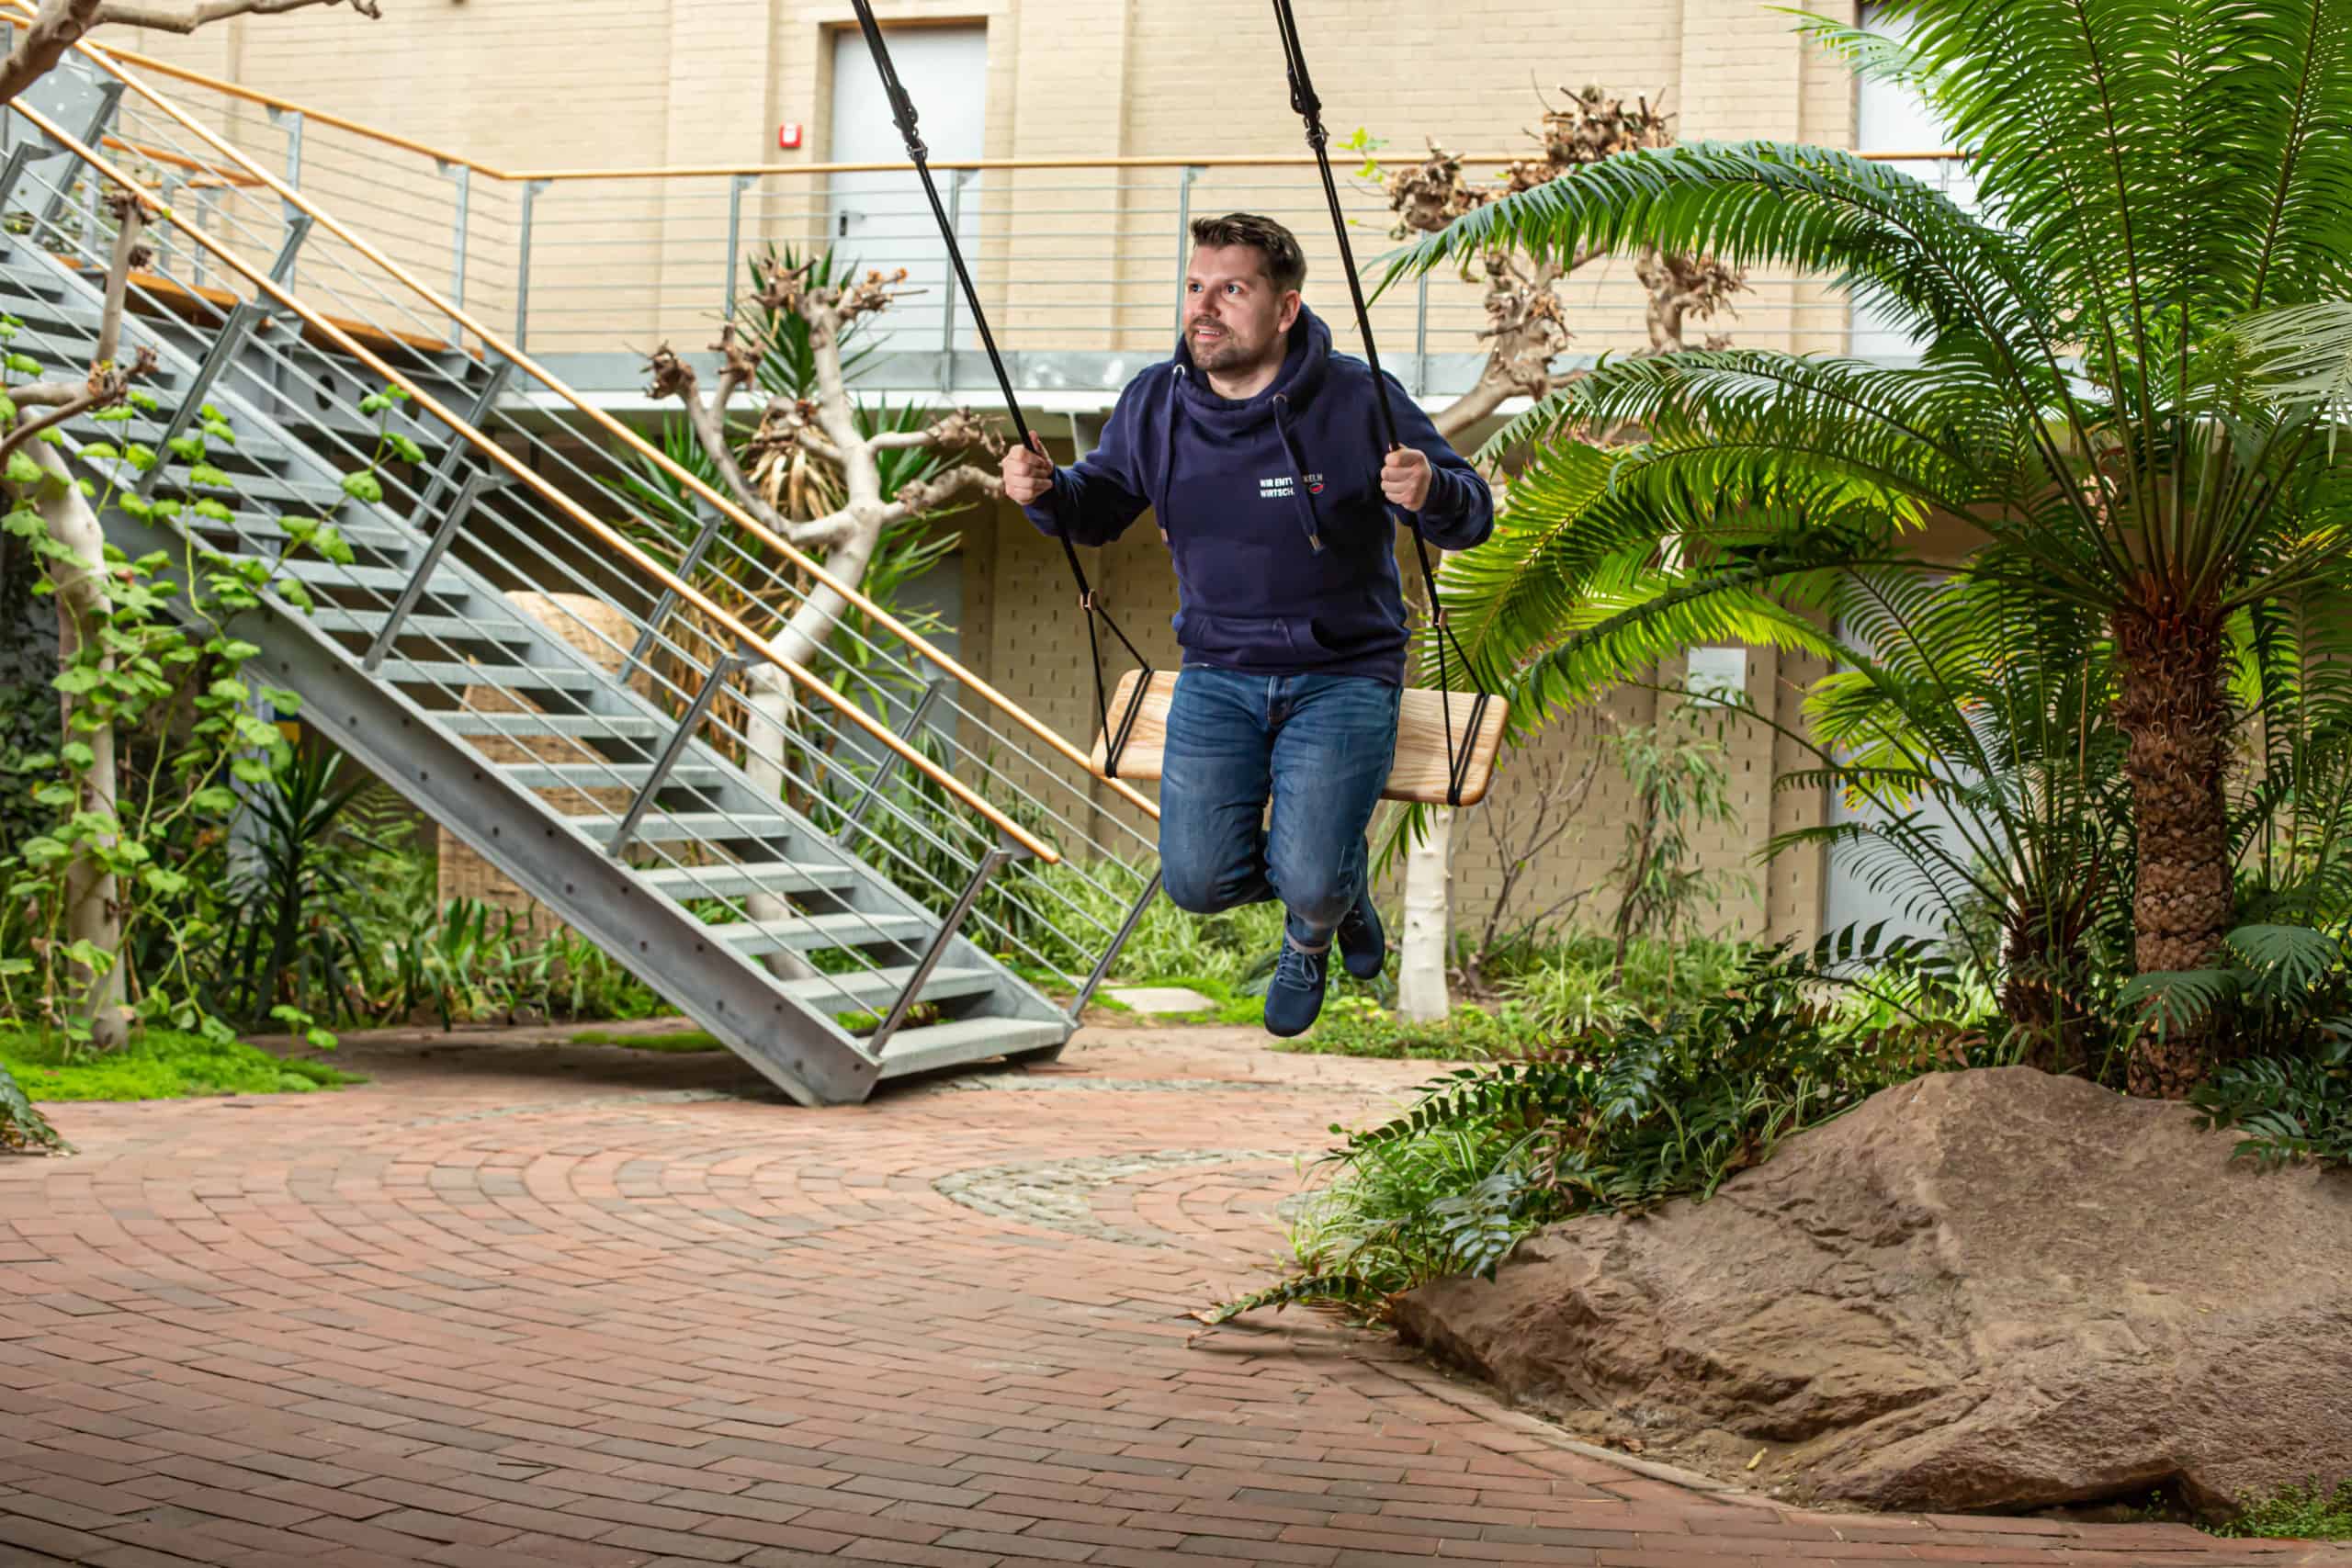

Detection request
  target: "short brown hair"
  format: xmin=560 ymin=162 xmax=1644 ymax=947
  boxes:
xmin=1189 ymin=212 xmax=1307 ymax=295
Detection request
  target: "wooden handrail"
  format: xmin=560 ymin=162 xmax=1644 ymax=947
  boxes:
xmin=97 ymin=130 xmax=266 ymax=186
xmin=97 ymin=45 xmax=506 ymax=176
xmin=74 ymin=36 xmax=1170 ymax=826
xmin=8 ymin=94 xmax=1062 ymax=866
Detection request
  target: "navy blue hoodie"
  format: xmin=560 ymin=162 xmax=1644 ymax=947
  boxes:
xmin=1019 ymin=303 xmax=1494 ymax=685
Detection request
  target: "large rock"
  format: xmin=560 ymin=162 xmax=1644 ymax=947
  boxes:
xmin=1395 ymin=1066 xmax=2352 ymax=1516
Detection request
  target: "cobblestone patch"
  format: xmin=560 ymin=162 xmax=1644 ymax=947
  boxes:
xmin=933 ymin=1146 xmax=1295 ymax=1247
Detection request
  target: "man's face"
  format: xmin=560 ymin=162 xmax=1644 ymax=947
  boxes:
xmin=1182 ymin=243 xmax=1299 ymax=374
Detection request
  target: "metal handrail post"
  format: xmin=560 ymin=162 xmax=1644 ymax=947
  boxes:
xmin=939 ymin=169 xmax=967 ymax=394
xmin=724 ymin=172 xmax=752 ymax=321
xmin=359 ymin=355 xmax=514 ymax=669
xmin=617 ymin=501 xmax=726 ymax=689
xmin=1414 ymin=270 xmax=1430 ymax=396
xmin=34 ymin=82 xmax=121 ymax=242
xmin=514 ymin=178 xmax=549 ymax=347
xmin=1070 ymin=868 xmax=1161 ymax=1020
xmin=0 ymin=141 xmax=37 ymax=216
xmin=1172 ymin=164 xmax=1201 ymax=338
xmin=865 ymin=831 xmax=1028 ymax=1055
xmin=360 ymin=468 xmax=488 ymax=670
xmin=133 ymin=214 xmax=314 ymax=502
xmin=266 ymin=104 xmax=303 ymax=246
xmin=443 ymin=159 xmax=469 ymax=315
xmin=608 ymin=644 xmax=749 ymax=859
xmin=835 ymin=676 xmax=949 ymax=844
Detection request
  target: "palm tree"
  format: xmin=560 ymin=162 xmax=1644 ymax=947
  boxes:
xmin=1388 ymin=0 xmax=2352 ymax=1095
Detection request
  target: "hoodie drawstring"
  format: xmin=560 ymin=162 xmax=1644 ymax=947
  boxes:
xmin=1270 ymin=393 xmax=1322 ymax=554
xmin=1157 ymin=364 xmax=1185 ymax=527
xmin=1159 ymin=362 xmax=1322 ymax=556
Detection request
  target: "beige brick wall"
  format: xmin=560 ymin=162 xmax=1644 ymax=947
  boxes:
xmin=102 ymin=0 xmax=1870 ymax=361
xmin=106 ymin=0 xmax=1864 ymax=948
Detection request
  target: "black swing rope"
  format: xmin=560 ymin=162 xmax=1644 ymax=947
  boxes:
xmin=846 ymin=0 xmax=1157 ymax=778
xmin=1267 ymin=0 xmax=1493 ymax=808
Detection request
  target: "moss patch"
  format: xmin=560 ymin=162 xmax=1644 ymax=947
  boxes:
xmin=566 ymin=1028 xmax=726 ymax=1053
xmin=0 ymin=1028 xmax=364 ymax=1101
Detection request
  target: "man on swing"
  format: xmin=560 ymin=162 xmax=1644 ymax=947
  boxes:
xmin=1001 ymin=212 xmax=1495 ymax=1036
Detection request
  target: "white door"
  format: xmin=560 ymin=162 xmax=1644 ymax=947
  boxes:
xmin=828 ymin=25 xmax=988 ymax=353
xmin=1819 ymin=599 xmax=1981 ymax=953
xmin=1849 ymin=5 xmax=1977 ymax=361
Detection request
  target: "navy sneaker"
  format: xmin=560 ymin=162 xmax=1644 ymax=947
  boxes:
xmin=1335 ymin=887 xmax=1385 ymax=981
xmin=1261 ymin=938 xmax=1330 ymax=1038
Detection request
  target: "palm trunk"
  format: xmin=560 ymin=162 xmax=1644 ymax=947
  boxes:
xmin=2113 ymin=604 xmax=2233 ymax=1098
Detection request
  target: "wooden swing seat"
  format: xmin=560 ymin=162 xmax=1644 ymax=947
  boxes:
xmin=1085 ymin=669 xmax=1510 ymax=807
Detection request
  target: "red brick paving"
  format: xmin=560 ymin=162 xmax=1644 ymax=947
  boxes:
xmin=2 ymin=1024 xmax=2346 ymax=1568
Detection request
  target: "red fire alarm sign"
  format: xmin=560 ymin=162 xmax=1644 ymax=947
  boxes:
xmin=778 ymin=123 xmax=804 ymax=150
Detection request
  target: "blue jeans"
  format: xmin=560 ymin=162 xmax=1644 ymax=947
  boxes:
xmin=1157 ymin=668 xmax=1401 ymax=947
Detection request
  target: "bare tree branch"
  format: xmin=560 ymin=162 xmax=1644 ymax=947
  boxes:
xmin=95 ymin=191 xmax=147 ymax=372
xmin=646 ymin=343 xmax=806 ymax=543
xmin=11 ymin=379 xmax=102 ymax=409
xmin=710 ymin=321 xmax=760 ymax=425
xmin=0 ymin=0 xmax=107 ymax=105
xmin=0 ymin=347 xmax=153 ymax=471
xmin=754 ymin=393 xmax=842 ymax=467
xmin=770 ymin=503 xmax=860 ymax=552
xmin=0 ymin=0 xmax=378 ymax=102
xmin=885 ymin=461 xmax=1003 ymax=521
xmin=866 ymin=407 xmax=1001 ymax=453
xmin=93 ymin=0 xmax=379 ymax=33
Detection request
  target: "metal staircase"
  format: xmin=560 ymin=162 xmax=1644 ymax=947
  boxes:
xmin=0 ymin=51 xmax=1166 ymax=1105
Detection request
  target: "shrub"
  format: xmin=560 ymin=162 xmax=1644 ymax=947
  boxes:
xmin=1211 ymin=949 xmax=1983 ymax=1322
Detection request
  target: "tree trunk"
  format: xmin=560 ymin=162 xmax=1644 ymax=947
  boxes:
xmin=735 ymin=665 xmax=819 ymax=984
xmin=2113 ymin=603 xmax=2233 ymax=1098
xmin=37 ymin=446 xmax=126 ymax=1048
xmin=1396 ymin=807 xmax=1453 ymax=1021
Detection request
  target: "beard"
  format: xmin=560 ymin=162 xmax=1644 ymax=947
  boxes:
xmin=1186 ymin=324 xmax=1263 ymax=372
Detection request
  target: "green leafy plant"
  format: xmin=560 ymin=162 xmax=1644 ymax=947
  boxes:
xmin=0 ymin=1060 xmax=65 ymax=1152
xmin=2214 ymin=1477 xmax=2352 ymax=1541
xmin=1382 ymin=0 xmax=2352 ymax=1099
xmin=2190 ymin=1037 xmax=2352 ymax=1169
xmin=1285 ymin=995 xmax=1554 ymax=1061
xmin=204 ymin=745 xmax=397 ymax=1034
xmin=0 ymin=1024 xmax=360 ymax=1102
xmin=1212 ymin=950 xmax=1973 ymax=1321
xmin=0 ymin=360 xmax=408 ymax=1053
xmin=1600 ymin=704 xmax=1748 ymax=978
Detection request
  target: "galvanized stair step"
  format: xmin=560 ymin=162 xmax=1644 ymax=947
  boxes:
xmin=0 ymin=258 xmax=71 ymax=300
xmin=715 ymin=910 xmax=934 ymax=956
xmin=567 ymin=808 xmax=798 ymax=848
xmin=492 ymin=761 xmax=728 ymax=793
xmin=869 ymin=1016 xmax=1072 ymax=1078
xmin=779 ymin=964 xmax=999 ymax=1014
xmin=0 ymin=280 xmax=117 ymax=341
xmin=305 ymin=607 xmax=537 ymax=649
xmin=370 ymin=656 xmax=602 ymax=695
xmin=634 ymin=859 xmax=864 ymax=902
xmin=269 ymin=557 xmax=471 ymax=600
xmin=182 ymin=507 xmax=413 ymax=559
xmin=142 ymin=462 xmax=349 ymax=510
xmin=445 ymin=712 xmax=671 ymax=743
xmin=97 ymin=414 xmax=294 ymax=469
